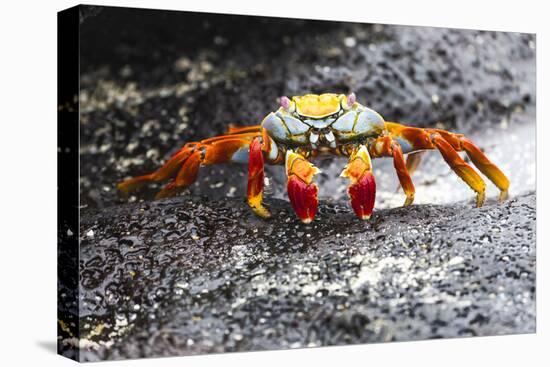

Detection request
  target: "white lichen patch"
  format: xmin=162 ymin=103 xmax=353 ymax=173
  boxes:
xmin=448 ymin=256 xmax=465 ymax=267
xmin=350 ymin=256 xmax=413 ymax=290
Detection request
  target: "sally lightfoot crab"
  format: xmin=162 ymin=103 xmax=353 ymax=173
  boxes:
xmin=117 ymin=93 xmax=510 ymax=223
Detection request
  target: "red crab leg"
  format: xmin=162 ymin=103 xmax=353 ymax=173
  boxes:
xmin=286 ymin=150 xmax=320 ymax=224
xmin=341 ymin=145 xmax=376 ymax=220
xmin=247 ymin=137 xmax=271 ymax=218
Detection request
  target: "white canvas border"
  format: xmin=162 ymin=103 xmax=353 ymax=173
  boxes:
xmin=0 ymin=0 xmax=545 ymax=366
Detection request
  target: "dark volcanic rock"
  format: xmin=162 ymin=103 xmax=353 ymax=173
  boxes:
xmin=73 ymin=192 xmax=535 ymax=361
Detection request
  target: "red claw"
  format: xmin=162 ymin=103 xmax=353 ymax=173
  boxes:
xmin=348 ymin=172 xmax=376 ymax=220
xmin=341 ymin=146 xmax=376 ymax=220
xmin=287 ymin=176 xmax=318 ymax=224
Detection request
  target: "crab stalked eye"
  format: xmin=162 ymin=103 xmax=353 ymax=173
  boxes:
xmin=279 ymin=96 xmax=291 ymax=110
xmin=342 ymin=92 xmax=356 ymax=110
xmin=347 ymin=93 xmax=356 ymax=105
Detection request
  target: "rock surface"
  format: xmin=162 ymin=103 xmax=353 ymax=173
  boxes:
xmin=74 ymin=193 xmax=535 ymax=361
xmin=68 ymin=5 xmax=537 ymax=361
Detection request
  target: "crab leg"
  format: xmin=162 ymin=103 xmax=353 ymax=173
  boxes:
xmin=405 ymin=151 xmax=425 ymax=176
xmin=394 ymin=150 xmax=423 ymax=197
xmin=431 ymin=134 xmax=486 ymax=206
xmin=155 ymin=149 xmax=203 ymax=198
xmin=383 ymin=122 xmax=495 ymax=207
xmin=117 ymin=132 xmax=261 ymax=199
xmin=286 ymin=150 xmax=320 ymax=223
xmin=391 ymin=142 xmax=416 ymax=206
xmin=423 ymin=129 xmax=509 ymax=201
xmin=370 ymin=136 xmax=416 ymax=206
xmin=116 ymin=145 xmax=194 ymax=195
xmin=341 ymin=145 xmax=376 ymax=219
xmin=247 ymin=137 xmax=271 ymax=218
xmin=458 ymin=137 xmax=509 ymax=201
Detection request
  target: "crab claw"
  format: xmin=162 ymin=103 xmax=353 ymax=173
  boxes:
xmin=287 ymin=176 xmax=319 ymax=224
xmin=286 ymin=150 xmax=320 ymax=224
xmin=347 ymin=171 xmax=376 ymax=219
xmin=341 ymin=145 xmax=376 ymax=220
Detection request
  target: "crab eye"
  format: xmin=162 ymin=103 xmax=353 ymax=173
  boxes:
xmin=279 ymin=96 xmax=297 ymax=114
xmin=346 ymin=93 xmax=356 ymax=107
xmin=279 ymin=96 xmax=291 ymax=110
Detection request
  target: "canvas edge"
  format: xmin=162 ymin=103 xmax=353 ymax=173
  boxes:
xmin=57 ymin=4 xmax=81 ymax=362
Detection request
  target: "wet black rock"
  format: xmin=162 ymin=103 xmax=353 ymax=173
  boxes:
xmin=71 ymin=192 xmax=535 ymax=361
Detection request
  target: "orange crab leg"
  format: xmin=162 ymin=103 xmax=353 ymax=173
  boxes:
xmin=390 ymin=142 xmax=415 ymax=206
xmin=431 ymin=134 xmax=486 ymax=206
xmin=341 ymin=145 xmax=376 ymax=219
xmin=423 ymin=129 xmax=509 ymax=201
xmin=383 ymin=123 xmax=490 ymax=207
xmin=369 ymin=136 xmax=416 ymax=207
xmin=116 ymin=145 xmax=194 ymax=195
xmin=286 ymin=150 xmax=320 ymax=223
xmin=117 ymin=132 xmax=261 ymax=199
xmin=156 ymin=150 xmax=203 ymax=198
xmin=247 ymin=137 xmax=271 ymax=218
xmin=458 ymin=137 xmax=509 ymax=201
xmin=391 ymin=149 xmax=423 ymax=195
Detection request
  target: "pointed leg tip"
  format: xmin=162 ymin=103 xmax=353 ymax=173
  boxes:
xmin=499 ymin=190 xmax=509 ymax=203
xmin=352 ymin=209 xmax=372 ymax=221
xmin=250 ymin=204 xmax=272 ymax=219
xmin=116 ymin=181 xmax=132 ymax=196
xmin=300 ymin=217 xmax=314 ymax=224
xmin=403 ymin=196 xmax=414 ymax=207
xmin=475 ymin=192 xmax=486 ymax=207
xmin=353 ymin=206 xmax=372 ymax=220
